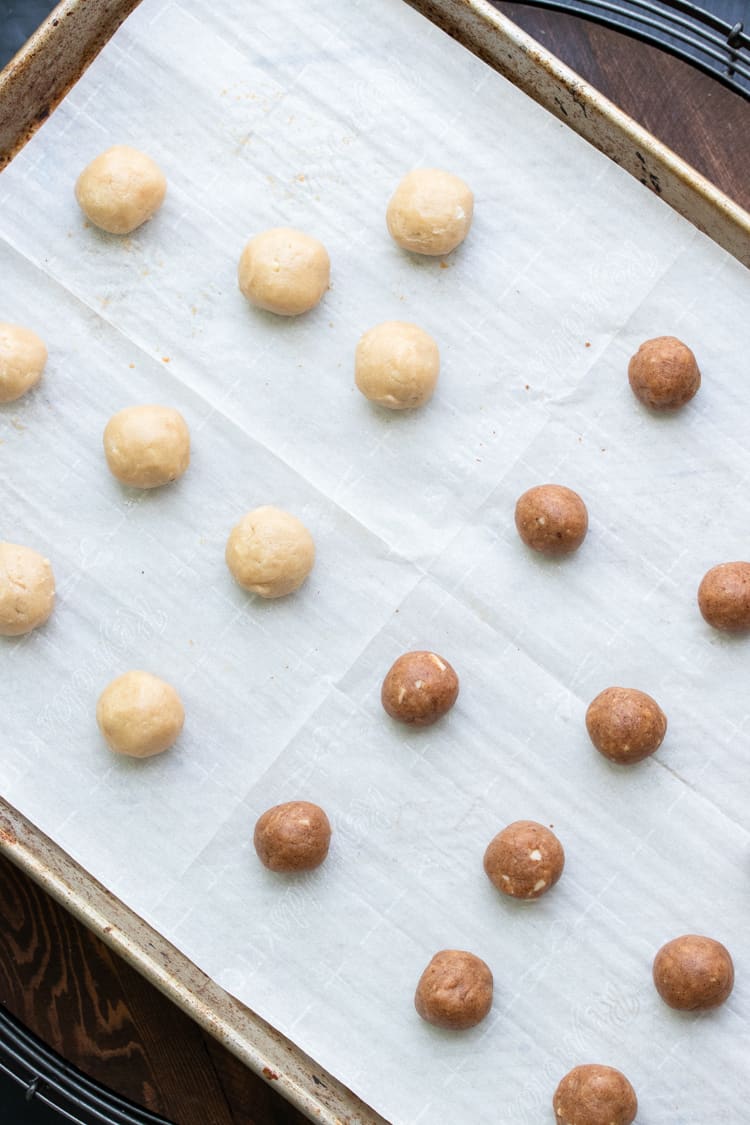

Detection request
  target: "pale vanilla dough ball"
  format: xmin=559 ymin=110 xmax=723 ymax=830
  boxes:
xmin=355 ymin=321 xmax=439 ymax=410
xmin=96 ymin=670 xmax=184 ymax=757
xmin=103 ymin=405 xmax=190 ymax=489
xmin=0 ymin=542 xmax=55 ymax=636
xmin=226 ymin=506 xmax=315 ymax=598
xmin=75 ymin=146 xmax=167 ymax=234
xmin=0 ymin=323 xmax=47 ymax=403
xmin=238 ymin=227 xmax=330 ymax=316
xmin=386 ymin=168 xmax=474 ymax=256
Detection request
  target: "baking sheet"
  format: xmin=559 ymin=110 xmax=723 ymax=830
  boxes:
xmin=1 ymin=0 xmax=749 ymax=1121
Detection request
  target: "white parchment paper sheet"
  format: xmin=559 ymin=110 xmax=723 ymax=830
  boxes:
xmin=2 ymin=1 xmax=750 ymax=1121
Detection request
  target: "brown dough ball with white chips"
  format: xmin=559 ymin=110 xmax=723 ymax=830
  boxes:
xmin=515 ymin=484 xmax=588 ymax=556
xmin=381 ymin=650 xmax=459 ymax=726
xmin=0 ymin=323 xmax=47 ymax=403
xmin=585 ymin=686 xmax=667 ymax=764
xmin=103 ymin=405 xmax=190 ymax=489
xmin=652 ymin=934 xmax=734 ymax=1010
xmin=628 ymin=335 xmax=700 ymax=409
xmin=75 ymin=146 xmax=166 ymax=234
xmin=697 ymin=562 xmax=750 ymax=631
xmin=414 ymin=950 xmax=493 ymax=1030
xmin=484 ymin=820 xmax=564 ymax=899
xmin=0 ymin=542 xmax=55 ymax=636
xmin=253 ymin=801 xmax=331 ymax=872
xmin=553 ymin=1064 xmax=638 ymax=1125
xmin=238 ymin=227 xmax=330 ymax=316
xmin=387 ymin=168 xmax=473 ymax=256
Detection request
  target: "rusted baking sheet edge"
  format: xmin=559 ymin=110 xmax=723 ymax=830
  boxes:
xmin=408 ymin=0 xmax=750 ymax=268
xmin=0 ymin=798 xmax=386 ymax=1125
xmin=3 ymin=0 xmax=750 ymax=270
xmin=0 ymin=0 xmax=144 ymax=171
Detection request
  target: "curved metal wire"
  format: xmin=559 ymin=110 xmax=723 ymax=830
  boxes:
xmin=647 ymin=0 xmax=749 ymax=39
xmin=507 ymin=0 xmax=750 ymax=97
xmin=617 ymin=0 xmax=750 ymax=54
xmin=0 ymin=1005 xmax=172 ymax=1124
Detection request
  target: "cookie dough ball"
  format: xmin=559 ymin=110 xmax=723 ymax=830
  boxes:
xmin=484 ymin=820 xmax=564 ymax=900
xmin=653 ymin=934 xmax=734 ymax=1011
xmin=628 ymin=336 xmax=700 ymax=410
xmin=238 ymin=227 xmax=330 ymax=316
xmin=387 ymin=168 xmax=473 ymax=256
xmin=698 ymin=562 xmax=750 ymax=631
xmin=515 ymin=484 xmax=588 ymax=556
xmin=0 ymin=542 xmax=55 ymax=636
xmin=414 ymin=950 xmax=493 ymax=1030
xmin=254 ymin=801 xmax=331 ymax=872
xmin=96 ymin=671 xmax=184 ymax=758
xmin=75 ymin=146 xmax=166 ymax=235
xmin=553 ymin=1064 xmax=638 ymax=1125
xmin=103 ymin=405 xmax=190 ymax=489
xmin=0 ymin=323 xmax=47 ymax=403
xmin=355 ymin=321 xmax=439 ymax=410
xmin=381 ymin=650 xmax=459 ymax=726
xmin=585 ymin=687 xmax=667 ymax=764
xmin=226 ymin=506 xmax=315 ymax=599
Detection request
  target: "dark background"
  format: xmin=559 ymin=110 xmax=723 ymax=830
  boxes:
xmin=1 ymin=0 xmax=57 ymax=68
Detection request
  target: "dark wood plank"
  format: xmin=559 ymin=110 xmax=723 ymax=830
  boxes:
xmin=202 ymin=1036 xmax=310 ymax=1125
xmin=495 ymin=3 xmax=750 ymax=212
xmin=0 ymin=852 xmax=307 ymax=1124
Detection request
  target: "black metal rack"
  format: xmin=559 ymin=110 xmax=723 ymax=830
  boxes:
xmin=0 ymin=1006 xmax=172 ymax=1125
xmin=504 ymin=0 xmax=750 ymax=98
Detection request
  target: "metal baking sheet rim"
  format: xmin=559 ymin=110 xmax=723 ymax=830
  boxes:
xmin=1 ymin=0 xmax=749 ymax=264
xmin=0 ymin=796 xmax=386 ymax=1125
xmin=411 ymin=0 xmax=750 ymax=267
xmin=0 ymin=0 xmax=748 ymax=1122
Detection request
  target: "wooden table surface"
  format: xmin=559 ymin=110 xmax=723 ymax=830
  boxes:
xmin=498 ymin=3 xmax=750 ymax=212
xmin=2 ymin=8 xmax=749 ymax=1125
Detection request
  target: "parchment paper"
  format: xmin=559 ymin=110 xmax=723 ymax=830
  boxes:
xmin=2 ymin=1 xmax=750 ymax=1121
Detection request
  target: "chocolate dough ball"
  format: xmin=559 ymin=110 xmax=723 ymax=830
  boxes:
xmin=698 ymin=562 xmax=750 ymax=631
xmin=585 ymin=687 xmax=667 ymax=764
xmin=381 ymin=650 xmax=459 ymax=726
xmin=515 ymin=484 xmax=588 ymax=556
xmin=653 ymin=934 xmax=734 ymax=1011
xmin=253 ymin=801 xmax=331 ymax=872
xmin=553 ymin=1064 xmax=638 ymax=1125
xmin=628 ymin=336 xmax=700 ymax=410
xmin=483 ymin=820 xmax=564 ymax=900
xmin=414 ymin=950 xmax=493 ymax=1030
